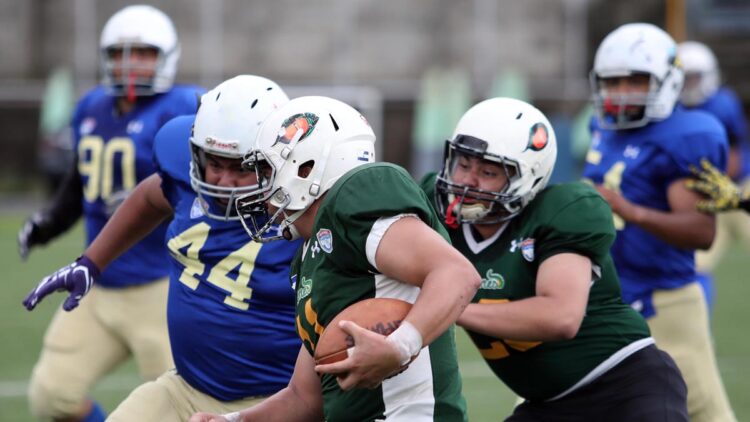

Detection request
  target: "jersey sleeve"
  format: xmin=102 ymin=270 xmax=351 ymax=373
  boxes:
xmin=163 ymin=85 xmax=204 ymax=121
xmin=418 ymin=171 xmax=439 ymax=204
xmin=667 ymin=111 xmax=728 ymax=179
xmin=721 ymin=89 xmax=750 ymax=148
xmin=533 ymin=183 xmax=616 ymax=264
xmin=153 ymin=114 xmax=195 ymax=206
xmin=322 ymin=164 xmax=444 ymax=273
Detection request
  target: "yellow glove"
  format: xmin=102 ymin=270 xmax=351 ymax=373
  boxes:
xmin=685 ymin=159 xmax=750 ymax=213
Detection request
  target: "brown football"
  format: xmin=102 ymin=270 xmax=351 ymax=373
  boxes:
xmin=314 ymin=297 xmax=413 ymax=365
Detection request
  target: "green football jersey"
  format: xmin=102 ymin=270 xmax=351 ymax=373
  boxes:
xmin=292 ymin=163 xmax=467 ymax=421
xmin=422 ymin=173 xmax=651 ymax=401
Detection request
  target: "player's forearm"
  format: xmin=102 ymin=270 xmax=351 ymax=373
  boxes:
xmin=233 ymin=386 xmax=323 ymax=422
xmin=458 ymin=297 xmax=583 ymax=342
xmin=627 ymin=204 xmax=715 ymax=249
xmin=409 ymin=264 xmax=480 ymax=346
xmin=85 ymin=177 xmax=172 ymax=269
xmin=33 ymin=159 xmax=84 ymax=243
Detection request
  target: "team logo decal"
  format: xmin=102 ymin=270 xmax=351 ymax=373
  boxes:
xmin=357 ymin=150 xmax=373 ymax=162
xmin=480 ymin=269 xmax=505 ymax=290
xmin=190 ymin=197 xmax=208 ymax=219
xmin=296 ymin=276 xmax=313 ymax=304
xmin=205 ymin=136 xmax=239 ymax=151
xmin=127 ymin=120 xmax=144 ymax=134
xmin=273 ymin=113 xmax=319 ymax=146
xmin=525 ymin=122 xmax=549 ymax=151
xmin=520 ymin=238 xmax=535 ymax=262
xmin=316 ymin=228 xmax=333 ymax=253
xmin=80 ymin=117 xmax=96 ymax=135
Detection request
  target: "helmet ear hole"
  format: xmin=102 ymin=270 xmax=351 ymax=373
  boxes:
xmin=298 ymin=160 xmax=315 ymax=178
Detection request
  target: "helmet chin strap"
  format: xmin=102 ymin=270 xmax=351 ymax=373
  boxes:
xmin=279 ymin=208 xmax=308 ymax=241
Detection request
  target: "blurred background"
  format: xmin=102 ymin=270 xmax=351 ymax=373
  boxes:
xmin=2 ymin=0 xmax=749 ymax=192
xmin=1 ymin=0 xmax=749 ymax=420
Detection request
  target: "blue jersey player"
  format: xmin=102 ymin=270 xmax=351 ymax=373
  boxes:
xmin=19 ymin=6 xmax=202 ymax=422
xmin=25 ymin=75 xmax=300 ymax=421
xmin=678 ymin=41 xmax=750 ymax=313
xmin=582 ymin=23 xmax=736 ymax=422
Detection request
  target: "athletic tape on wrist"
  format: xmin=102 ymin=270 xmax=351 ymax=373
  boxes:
xmin=386 ymin=320 xmax=423 ymax=366
xmin=222 ymin=411 xmax=241 ymax=422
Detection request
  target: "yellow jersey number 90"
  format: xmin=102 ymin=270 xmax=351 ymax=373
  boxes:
xmin=78 ymin=136 xmax=136 ymax=202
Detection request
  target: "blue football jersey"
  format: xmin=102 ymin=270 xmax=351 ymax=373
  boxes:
xmin=154 ymin=115 xmax=301 ymax=401
xmin=71 ymin=84 xmax=204 ymax=287
xmin=682 ymin=87 xmax=750 ymax=179
xmin=582 ymin=107 xmax=728 ymax=318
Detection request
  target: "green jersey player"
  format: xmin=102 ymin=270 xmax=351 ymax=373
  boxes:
xmin=190 ymin=96 xmax=480 ymax=422
xmin=422 ymin=98 xmax=688 ymax=421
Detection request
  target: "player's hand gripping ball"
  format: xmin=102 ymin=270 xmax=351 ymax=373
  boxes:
xmin=314 ymin=298 xmax=413 ymax=365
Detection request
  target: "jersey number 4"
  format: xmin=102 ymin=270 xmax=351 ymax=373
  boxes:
xmin=167 ymin=222 xmax=261 ymax=310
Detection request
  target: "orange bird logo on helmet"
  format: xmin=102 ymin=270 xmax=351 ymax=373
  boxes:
xmin=273 ymin=113 xmax=319 ymax=146
xmin=525 ymin=123 xmax=549 ymax=151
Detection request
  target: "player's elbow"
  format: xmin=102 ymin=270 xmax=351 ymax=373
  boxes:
xmin=694 ymin=226 xmax=716 ymax=250
xmin=548 ymin=312 xmax=584 ymax=340
xmin=458 ymin=263 xmax=481 ymax=299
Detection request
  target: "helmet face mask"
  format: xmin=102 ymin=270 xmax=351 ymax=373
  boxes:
xmin=99 ymin=5 xmax=181 ymax=97
xmin=235 ymin=96 xmax=376 ymax=242
xmin=435 ymin=98 xmax=557 ymax=228
xmin=189 ymin=149 xmax=261 ymax=221
xmin=436 ymin=137 xmax=523 ymax=226
xmin=591 ymin=72 xmax=655 ymax=129
xmin=236 ymin=149 xmax=291 ymax=243
xmin=591 ymin=23 xmax=683 ymax=130
xmin=102 ymin=43 xmax=169 ymax=97
xmin=188 ymin=75 xmax=289 ymax=221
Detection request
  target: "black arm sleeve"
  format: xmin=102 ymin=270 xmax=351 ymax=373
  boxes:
xmin=31 ymin=156 xmax=84 ymax=245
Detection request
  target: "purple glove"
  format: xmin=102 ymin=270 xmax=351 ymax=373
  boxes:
xmin=23 ymin=255 xmax=100 ymax=312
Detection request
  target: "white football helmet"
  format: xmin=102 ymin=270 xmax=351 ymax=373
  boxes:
xmin=678 ymin=41 xmax=720 ymax=107
xmin=237 ymin=96 xmax=376 ymax=242
xmin=436 ymin=97 xmax=557 ymax=225
xmin=591 ymin=23 xmax=684 ymax=129
xmin=99 ymin=5 xmax=180 ymax=96
xmin=190 ymin=75 xmax=289 ymax=221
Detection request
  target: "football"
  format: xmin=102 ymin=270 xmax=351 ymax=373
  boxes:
xmin=314 ymin=297 xmax=413 ymax=365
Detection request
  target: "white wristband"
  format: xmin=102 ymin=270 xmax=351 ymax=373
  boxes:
xmin=222 ymin=411 xmax=241 ymax=422
xmin=386 ymin=320 xmax=423 ymax=366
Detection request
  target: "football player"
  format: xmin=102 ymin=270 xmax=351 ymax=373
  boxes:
xmin=24 ymin=75 xmax=301 ymax=421
xmin=191 ymin=96 xmax=481 ymax=422
xmin=582 ymin=23 xmax=736 ymax=422
xmin=19 ymin=5 xmax=203 ymax=422
xmin=679 ymin=41 xmax=750 ymax=313
xmin=421 ymin=97 xmax=687 ymax=420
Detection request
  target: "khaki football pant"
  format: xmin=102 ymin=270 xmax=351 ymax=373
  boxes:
xmin=649 ymin=282 xmax=736 ymax=422
xmin=107 ymin=370 xmax=267 ymax=422
xmin=28 ymin=278 xmax=171 ymax=419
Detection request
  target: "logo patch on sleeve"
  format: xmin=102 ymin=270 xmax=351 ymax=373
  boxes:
xmin=316 ymin=228 xmax=333 ymax=253
xmin=520 ymin=238 xmax=535 ymax=262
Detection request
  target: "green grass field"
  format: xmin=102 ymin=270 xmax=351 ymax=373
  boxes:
xmin=0 ymin=212 xmax=748 ymax=421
